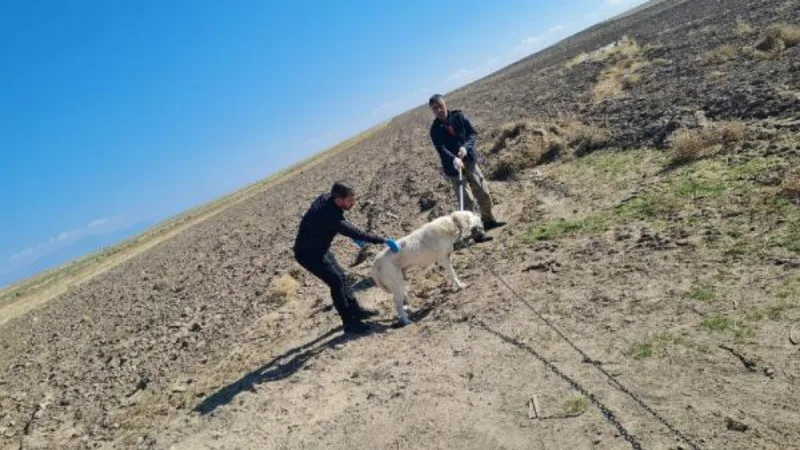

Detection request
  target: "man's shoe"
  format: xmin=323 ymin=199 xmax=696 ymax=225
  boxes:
xmin=353 ymin=306 xmax=380 ymax=319
xmin=484 ymin=219 xmax=506 ymax=231
xmin=473 ymin=232 xmax=494 ymax=244
xmin=343 ymin=321 xmax=372 ymax=335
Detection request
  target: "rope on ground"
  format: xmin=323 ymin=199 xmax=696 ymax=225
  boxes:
xmin=464 ymin=244 xmax=702 ymax=450
xmin=475 ymin=319 xmax=644 ymax=450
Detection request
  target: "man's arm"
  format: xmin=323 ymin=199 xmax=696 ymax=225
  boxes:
xmin=460 ymin=112 xmax=479 ymax=163
xmin=430 ymin=126 xmax=457 ymax=160
xmin=335 ymin=219 xmax=386 ymax=245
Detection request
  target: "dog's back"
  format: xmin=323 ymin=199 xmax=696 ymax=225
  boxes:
xmin=370 ymin=212 xmax=463 ymax=293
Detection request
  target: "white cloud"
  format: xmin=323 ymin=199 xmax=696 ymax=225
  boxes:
xmin=4 ymin=215 xmax=137 ymax=271
xmin=436 ymin=22 xmax=580 ymax=94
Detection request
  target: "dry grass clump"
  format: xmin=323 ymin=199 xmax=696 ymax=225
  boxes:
xmin=591 ymin=36 xmax=646 ymax=103
xmin=779 ymin=173 xmax=800 ymax=205
xmin=567 ymin=35 xmax=641 ymax=68
xmin=704 ymin=45 xmax=739 ymax=65
xmin=670 ymin=121 xmax=747 ymax=163
xmin=743 ymin=23 xmax=800 ymax=59
xmin=488 ymin=119 xmax=610 ymax=180
xmin=735 ymin=20 xmax=754 ymax=37
xmin=268 ymin=273 xmax=300 ymax=300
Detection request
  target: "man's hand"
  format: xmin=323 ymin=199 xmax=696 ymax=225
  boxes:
xmin=453 ymin=157 xmax=465 ymax=172
xmin=385 ymin=239 xmax=401 ymax=254
xmin=458 ymin=146 xmax=467 ymax=158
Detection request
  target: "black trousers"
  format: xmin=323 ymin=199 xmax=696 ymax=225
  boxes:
xmin=295 ymin=250 xmax=360 ymax=324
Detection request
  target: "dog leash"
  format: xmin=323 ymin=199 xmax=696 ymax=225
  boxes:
xmin=458 ymin=165 xmax=465 ymax=212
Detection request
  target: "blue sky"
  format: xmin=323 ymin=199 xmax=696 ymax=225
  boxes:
xmin=0 ymin=0 xmax=646 ymax=288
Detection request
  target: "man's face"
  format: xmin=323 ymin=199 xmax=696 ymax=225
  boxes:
xmin=335 ymin=193 xmax=356 ymax=210
xmin=430 ymin=99 xmax=448 ymax=121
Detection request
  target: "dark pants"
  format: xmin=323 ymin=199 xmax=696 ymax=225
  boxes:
xmin=295 ymin=250 xmax=360 ymax=325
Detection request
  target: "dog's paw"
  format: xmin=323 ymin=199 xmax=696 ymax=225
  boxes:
xmin=395 ymin=318 xmax=413 ymax=328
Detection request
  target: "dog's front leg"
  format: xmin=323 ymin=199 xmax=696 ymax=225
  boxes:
xmin=393 ymin=281 xmax=412 ymax=326
xmin=440 ymin=256 xmax=466 ymax=290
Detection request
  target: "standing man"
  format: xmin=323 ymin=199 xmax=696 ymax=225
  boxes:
xmin=428 ymin=93 xmax=505 ymax=243
xmin=293 ymin=181 xmax=400 ymax=335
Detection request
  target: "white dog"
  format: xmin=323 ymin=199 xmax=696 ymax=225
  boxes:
xmin=370 ymin=210 xmax=485 ymax=325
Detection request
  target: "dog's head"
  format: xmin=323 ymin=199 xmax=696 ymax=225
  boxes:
xmin=451 ymin=210 xmax=484 ymax=239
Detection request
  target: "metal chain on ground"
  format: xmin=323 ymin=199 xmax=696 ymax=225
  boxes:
xmin=476 ymin=319 xmax=644 ymax=450
xmin=464 ymin=245 xmax=702 ymax=450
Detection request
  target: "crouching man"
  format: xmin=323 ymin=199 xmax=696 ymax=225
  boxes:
xmin=293 ymin=181 xmax=399 ymax=335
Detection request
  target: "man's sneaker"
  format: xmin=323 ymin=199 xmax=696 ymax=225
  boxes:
xmin=484 ymin=219 xmax=506 ymax=231
xmin=343 ymin=321 xmax=372 ymax=335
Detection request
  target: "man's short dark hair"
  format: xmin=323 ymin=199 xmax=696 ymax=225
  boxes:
xmin=331 ymin=181 xmax=354 ymax=199
xmin=428 ymin=94 xmax=445 ymax=106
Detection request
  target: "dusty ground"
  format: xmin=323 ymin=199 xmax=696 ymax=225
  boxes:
xmin=2 ymin=0 xmax=799 ymax=449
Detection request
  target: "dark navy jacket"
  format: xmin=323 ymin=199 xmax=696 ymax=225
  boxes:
xmin=293 ymin=193 xmax=385 ymax=259
xmin=429 ymin=110 xmax=481 ymax=178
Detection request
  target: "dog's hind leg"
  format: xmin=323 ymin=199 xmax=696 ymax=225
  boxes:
xmin=393 ymin=279 xmax=412 ymax=326
xmin=440 ymin=255 xmax=466 ymax=290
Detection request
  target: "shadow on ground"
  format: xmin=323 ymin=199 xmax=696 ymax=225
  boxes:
xmin=193 ymin=324 xmax=383 ymax=415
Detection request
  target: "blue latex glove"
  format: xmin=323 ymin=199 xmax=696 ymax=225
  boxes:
xmin=353 ymin=239 xmax=366 ymax=249
xmin=385 ymin=239 xmax=400 ymax=254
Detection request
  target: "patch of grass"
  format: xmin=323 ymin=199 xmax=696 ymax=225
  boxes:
xmin=756 ymin=196 xmax=800 ymax=253
xmin=670 ymin=121 xmax=747 ymax=164
xmin=564 ymin=396 xmax=589 ymax=416
xmin=736 ymin=20 xmax=755 ymax=37
xmin=707 ymin=70 xmax=726 ymax=80
xmin=700 ymin=315 xmax=754 ymax=338
xmin=768 ymin=230 xmax=800 ymax=253
xmin=652 ymin=58 xmax=672 ymax=66
xmin=626 ymin=333 xmax=678 ymax=360
xmin=675 ymin=177 xmax=728 ymax=199
xmin=615 ymin=193 xmax=681 ymax=220
xmin=704 ymin=45 xmax=739 ymax=65
xmin=578 ymin=150 xmax=638 ymax=174
xmin=746 ymin=309 xmax=765 ymax=322
xmin=686 ymin=287 xmax=715 ymax=302
xmin=746 ymin=303 xmax=795 ymax=322
xmin=594 ymin=60 xmax=646 ymax=103
xmin=779 ymin=173 xmax=800 ymax=205
xmin=724 ymin=239 xmax=757 ymax=257
xmin=767 ymin=303 xmax=794 ymax=320
xmin=730 ymin=156 xmax=785 ymax=179
xmin=629 ymin=341 xmax=654 ymax=359
xmin=567 ymin=35 xmax=642 ymax=70
xmin=773 ymin=277 xmax=800 ymax=300
xmin=565 ymin=52 xmax=590 ymax=69
xmin=675 ymin=178 xmax=727 ymax=199
xmin=592 ymin=36 xmax=647 ymax=103
xmin=525 ymin=215 xmax=608 ymax=241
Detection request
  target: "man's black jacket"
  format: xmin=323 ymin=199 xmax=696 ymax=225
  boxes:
xmin=430 ymin=109 xmax=481 ymax=177
xmin=293 ymin=193 xmax=384 ymax=259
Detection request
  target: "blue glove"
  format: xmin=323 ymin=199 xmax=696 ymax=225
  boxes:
xmin=353 ymin=239 xmax=366 ymax=249
xmin=385 ymin=239 xmax=400 ymax=254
